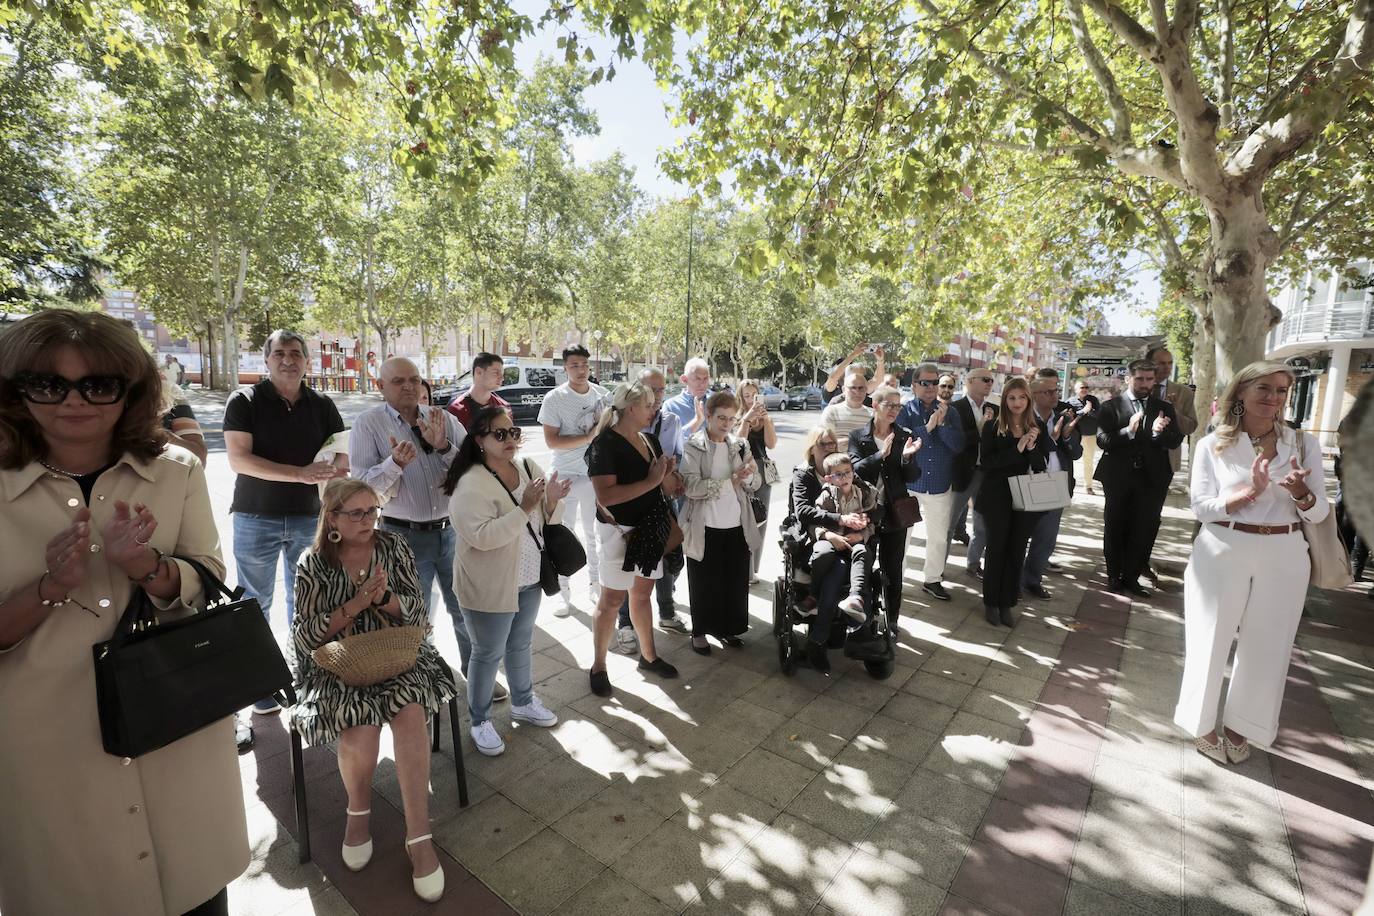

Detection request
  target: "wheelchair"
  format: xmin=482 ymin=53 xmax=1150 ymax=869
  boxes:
xmin=772 ymin=519 xmax=896 ymax=679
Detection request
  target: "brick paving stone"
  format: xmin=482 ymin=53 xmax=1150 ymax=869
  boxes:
xmin=948 ymin=839 xmax=1070 ymax=916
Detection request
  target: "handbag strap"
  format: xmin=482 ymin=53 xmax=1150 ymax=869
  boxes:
xmin=486 ymin=461 xmax=546 ymax=552
xmin=112 ymin=554 xmax=240 ymax=646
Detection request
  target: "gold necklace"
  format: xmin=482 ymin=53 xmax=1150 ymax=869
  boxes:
xmin=1250 ymin=426 xmax=1277 ymax=456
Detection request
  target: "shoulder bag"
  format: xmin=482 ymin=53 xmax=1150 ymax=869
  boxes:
xmin=93 ymin=556 xmax=295 ymax=758
xmin=737 ymin=441 xmax=768 ymax=523
xmin=1009 ymin=470 xmax=1072 ymax=512
xmin=489 ymin=463 xmax=587 ymax=596
xmin=1298 ymin=435 xmax=1353 ymax=590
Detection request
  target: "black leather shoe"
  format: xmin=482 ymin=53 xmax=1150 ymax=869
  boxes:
xmin=1124 ymin=582 xmax=1153 ymax=599
xmin=984 ymin=605 xmax=1000 ymax=626
xmin=1025 ymin=584 xmax=1053 ymax=600
xmin=1105 ymin=579 xmax=1126 ymax=595
xmin=691 ymin=640 xmax=711 ymax=656
xmin=638 ymin=655 xmax=680 ymax=679
xmin=952 ymin=531 xmax=970 ymax=545
xmin=807 ymin=642 xmax=831 ymax=673
xmin=999 ymin=606 xmax=1016 ymax=627
xmin=720 ymin=636 xmax=745 ymax=648
xmin=922 ymin=582 xmax=952 ymax=601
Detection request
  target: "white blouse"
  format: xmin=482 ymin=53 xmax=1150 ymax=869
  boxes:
xmin=511 ymin=480 xmax=544 ymax=588
xmin=701 ymin=440 xmax=742 ymax=529
xmin=1190 ymin=428 xmax=1330 ymax=526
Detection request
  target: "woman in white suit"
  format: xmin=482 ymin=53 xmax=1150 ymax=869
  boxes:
xmin=1174 ymin=361 xmax=1329 ymax=764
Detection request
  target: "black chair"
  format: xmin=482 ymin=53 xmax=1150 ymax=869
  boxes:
xmin=288 ymin=659 xmax=469 ymax=864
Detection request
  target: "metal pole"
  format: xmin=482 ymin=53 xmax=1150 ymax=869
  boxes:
xmin=685 ymin=207 xmax=694 ymax=360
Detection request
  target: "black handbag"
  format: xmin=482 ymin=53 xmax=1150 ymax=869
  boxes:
xmin=93 ymin=556 xmax=295 ymax=758
xmin=524 ymin=463 xmax=587 ymax=577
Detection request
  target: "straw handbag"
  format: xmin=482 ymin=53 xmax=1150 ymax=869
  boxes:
xmin=312 ymin=613 xmax=427 ymax=688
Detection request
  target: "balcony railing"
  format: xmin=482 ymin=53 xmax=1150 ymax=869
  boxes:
xmin=1268 ymin=292 xmax=1374 ymax=352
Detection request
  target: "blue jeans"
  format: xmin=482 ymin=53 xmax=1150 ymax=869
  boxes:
xmin=465 ymin=585 xmax=540 ymax=725
xmin=1023 ymin=508 xmax=1064 ymax=588
xmin=385 ymin=523 xmax=472 ymax=671
xmin=232 ymin=513 xmax=316 ymax=627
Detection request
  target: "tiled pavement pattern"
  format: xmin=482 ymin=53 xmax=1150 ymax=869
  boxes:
xmin=230 ymin=485 xmax=1374 ymax=916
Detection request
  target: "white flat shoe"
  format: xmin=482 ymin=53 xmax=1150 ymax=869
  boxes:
xmin=1195 ymin=734 xmax=1228 ymax=765
xmin=406 ymin=834 xmax=444 ymax=902
xmin=341 ymin=808 xmax=373 ymax=871
xmin=1224 ymin=734 xmax=1252 ymax=764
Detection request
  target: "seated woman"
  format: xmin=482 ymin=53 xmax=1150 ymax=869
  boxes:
xmin=807 ymin=452 xmax=881 ymax=671
xmin=680 ymin=390 xmax=761 ymax=654
xmin=291 ymin=479 xmax=457 ymax=904
xmin=446 ymin=405 xmax=570 ymax=757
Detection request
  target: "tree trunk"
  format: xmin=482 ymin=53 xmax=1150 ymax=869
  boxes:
xmin=1189 ymin=291 xmax=1217 ymax=429
xmin=494 ymin=317 xmax=507 ymax=358
xmin=1202 ymin=193 xmax=1278 ymax=385
xmin=420 ymin=320 xmax=431 ymax=379
xmin=222 ymin=312 xmax=240 ymax=387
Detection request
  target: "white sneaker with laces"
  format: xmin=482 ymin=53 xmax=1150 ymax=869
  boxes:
xmin=615 ymin=625 xmax=639 ymax=655
xmin=470 ymin=720 xmax=506 ymax=756
xmin=659 ymin=614 xmax=687 ymax=633
xmin=510 ymin=695 xmax=558 ymax=727
xmin=839 ymin=595 xmax=866 ymax=623
xmin=553 ymin=598 xmax=574 ymax=618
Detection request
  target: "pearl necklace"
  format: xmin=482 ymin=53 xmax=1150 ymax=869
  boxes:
xmin=40 ymin=459 xmax=89 ymax=478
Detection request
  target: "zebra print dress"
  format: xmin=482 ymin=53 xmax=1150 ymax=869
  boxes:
xmin=289 ymin=530 xmax=457 ymax=745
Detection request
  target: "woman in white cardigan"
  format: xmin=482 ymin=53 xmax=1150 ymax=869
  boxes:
xmin=445 ymin=406 xmax=570 ymax=756
xmin=1174 ymin=361 xmax=1330 ymax=765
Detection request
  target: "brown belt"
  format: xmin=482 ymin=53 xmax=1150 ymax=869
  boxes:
xmin=1211 ymin=521 xmax=1301 ymax=535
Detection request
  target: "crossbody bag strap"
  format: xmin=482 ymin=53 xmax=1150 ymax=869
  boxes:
xmin=485 ymin=462 xmax=545 ymax=551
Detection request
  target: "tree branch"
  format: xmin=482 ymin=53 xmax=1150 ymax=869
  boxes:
xmin=1230 ymin=0 xmax=1374 ymax=181
xmin=1063 ymin=0 xmax=1133 ymax=140
xmin=1076 ymin=0 xmax=1160 ymax=59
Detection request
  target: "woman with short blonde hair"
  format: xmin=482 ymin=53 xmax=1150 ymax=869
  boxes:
xmin=1175 ymin=361 xmax=1329 ymax=765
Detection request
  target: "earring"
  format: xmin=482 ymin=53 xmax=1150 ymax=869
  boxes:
xmin=1230 ymin=402 xmax=1245 ymax=418
xmin=327 ymin=529 xmax=342 ymax=543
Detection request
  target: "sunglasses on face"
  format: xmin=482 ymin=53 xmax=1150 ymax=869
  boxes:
xmin=818 ymin=441 xmax=838 ymax=451
xmin=12 ymin=372 xmax=128 ymax=405
xmin=915 ymin=379 xmax=939 ymax=388
xmin=332 ymin=506 xmax=381 ymax=522
xmin=486 ymin=427 xmax=522 ymax=442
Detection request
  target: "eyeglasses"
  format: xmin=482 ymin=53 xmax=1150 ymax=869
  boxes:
xmin=12 ymin=372 xmax=128 ymax=405
xmin=828 ymin=470 xmax=854 ymax=480
xmin=486 ymin=427 xmax=522 ymax=442
xmin=331 ymin=506 xmax=381 ymax=522
xmin=878 ymin=400 xmax=901 ymax=410
xmin=970 ymin=376 xmax=993 ymax=383
xmin=938 ymin=384 xmax=955 ymax=390
xmin=818 ymin=440 xmax=838 ymax=450
xmin=914 ymin=379 xmax=939 ymax=388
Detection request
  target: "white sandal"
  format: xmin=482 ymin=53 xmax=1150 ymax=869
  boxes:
xmin=341 ymin=808 xmax=372 ymax=871
xmin=1224 ymin=734 xmax=1252 ymax=764
xmin=406 ymin=833 xmax=445 ymax=902
xmin=1195 ymin=734 xmax=1228 ymax=764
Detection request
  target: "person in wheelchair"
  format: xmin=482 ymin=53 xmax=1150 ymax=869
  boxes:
xmin=806 ymin=452 xmax=883 ymax=671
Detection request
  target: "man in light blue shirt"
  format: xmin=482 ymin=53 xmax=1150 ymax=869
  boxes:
xmin=662 ymin=357 xmax=712 ymax=454
xmin=352 ymin=358 xmax=497 ymax=694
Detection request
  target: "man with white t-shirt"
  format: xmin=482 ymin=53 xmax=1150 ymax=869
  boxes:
xmin=539 ymin=345 xmax=610 ymax=615
xmin=819 ymin=369 xmax=875 ymax=442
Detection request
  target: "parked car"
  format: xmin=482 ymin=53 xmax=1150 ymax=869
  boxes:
xmin=782 ymin=385 xmax=824 ymax=410
xmin=431 ymin=364 xmax=568 ymax=422
xmin=756 ymin=384 xmax=786 ymax=410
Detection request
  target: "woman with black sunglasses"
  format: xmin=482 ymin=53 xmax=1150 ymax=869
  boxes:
xmin=443 ymin=407 xmax=570 ymax=757
xmin=0 ymin=310 xmax=247 ymax=915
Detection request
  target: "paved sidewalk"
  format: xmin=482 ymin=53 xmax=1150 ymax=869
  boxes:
xmin=229 ymin=479 xmax=1374 ymax=916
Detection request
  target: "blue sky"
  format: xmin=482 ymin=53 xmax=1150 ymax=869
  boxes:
xmin=513 ymin=11 xmax=1156 ymax=334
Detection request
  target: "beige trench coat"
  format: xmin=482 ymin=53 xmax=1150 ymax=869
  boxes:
xmin=0 ymin=449 xmax=249 ymax=915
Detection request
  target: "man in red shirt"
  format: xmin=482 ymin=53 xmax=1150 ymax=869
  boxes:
xmin=447 ymin=352 xmax=510 ymax=430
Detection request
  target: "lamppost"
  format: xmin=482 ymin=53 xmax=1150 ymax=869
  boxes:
xmin=685 ymin=206 xmax=694 ymax=359
xmin=592 ymin=329 xmax=603 ymax=381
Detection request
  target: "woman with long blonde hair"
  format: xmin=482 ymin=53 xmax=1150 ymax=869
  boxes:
xmin=1174 ymin=361 xmax=1329 ymax=765
xmin=975 ymin=377 xmax=1051 ymax=627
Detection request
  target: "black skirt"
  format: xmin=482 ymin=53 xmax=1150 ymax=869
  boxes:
xmin=686 ymin=526 xmax=751 ymax=638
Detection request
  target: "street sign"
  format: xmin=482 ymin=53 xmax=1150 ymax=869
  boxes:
xmin=1077 ymin=357 xmax=1127 ymax=365
xmin=1055 ymin=348 xmax=1071 ymax=361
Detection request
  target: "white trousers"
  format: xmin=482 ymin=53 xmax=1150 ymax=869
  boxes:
xmin=1079 ymin=438 xmax=1098 ymax=490
xmin=559 ymin=473 xmax=600 ymax=593
xmin=1173 ymin=525 xmax=1311 ymax=746
xmin=915 ymin=489 xmax=955 ymax=584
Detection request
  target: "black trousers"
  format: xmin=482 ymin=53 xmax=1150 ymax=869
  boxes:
xmin=184 ymin=888 xmax=228 ymax=916
xmin=1102 ymin=474 xmax=1168 ymax=585
xmin=875 ymin=526 xmax=909 ymax=624
xmin=686 ymin=526 xmax=751 ymax=638
xmin=981 ymin=495 xmax=1040 ymax=609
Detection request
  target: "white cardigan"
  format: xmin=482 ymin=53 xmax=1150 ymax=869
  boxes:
xmin=450 ymin=458 xmax=564 ymax=613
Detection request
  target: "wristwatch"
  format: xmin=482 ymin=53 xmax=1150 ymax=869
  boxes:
xmin=373 ymin=589 xmax=393 ymax=607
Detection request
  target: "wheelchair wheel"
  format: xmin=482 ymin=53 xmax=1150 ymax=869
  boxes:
xmin=864 ymin=659 xmax=894 ymax=680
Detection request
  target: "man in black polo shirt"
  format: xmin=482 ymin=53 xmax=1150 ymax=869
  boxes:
xmin=224 ymin=330 xmax=346 ymax=717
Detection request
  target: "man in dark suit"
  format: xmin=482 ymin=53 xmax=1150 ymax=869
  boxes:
xmin=1023 ymin=378 xmax=1084 ymax=600
xmin=1094 ymin=359 xmax=1185 ymax=597
xmin=948 ymin=370 xmax=998 ymax=576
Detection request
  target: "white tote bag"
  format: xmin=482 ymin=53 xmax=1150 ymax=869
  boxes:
xmin=1009 ymin=469 xmax=1072 ymax=512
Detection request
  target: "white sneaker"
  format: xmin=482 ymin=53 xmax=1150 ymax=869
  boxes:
xmin=748 ymin=574 xmax=760 ymax=585
xmin=510 ymin=695 xmax=559 ymax=728
xmin=615 ymin=625 xmax=639 ymax=655
xmin=470 ymin=720 xmax=505 ymax=756
xmin=839 ymin=595 xmax=866 ymax=623
xmin=659 ymin=614 xmax=688 ymax=633
xmin=553 ymin=600 xmax=574 ymax=618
